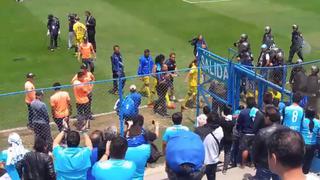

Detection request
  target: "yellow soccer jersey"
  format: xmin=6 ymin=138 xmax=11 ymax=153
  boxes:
xmin=189 ymin=63 xmax=198 ymax=87
xmin=73 ymin=22 xmax=86 ymax=38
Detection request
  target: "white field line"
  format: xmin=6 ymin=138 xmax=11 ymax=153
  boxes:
xmin=182 ymin=0 xmax=232 ymax=4
xmin=0 ymin=98 xmax=193 ymax=134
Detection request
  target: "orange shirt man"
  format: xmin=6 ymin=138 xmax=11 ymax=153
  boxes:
xmin=25 ymin=73 xmax=36 ymax=127
xmin=50 ymin=82 xmax=71 ymax=131
xmin=71 ymin=64 xmax=95 ymax=93
xmin=78 ymin=38 xmax=96 ymax=72
xmin=73 ymin=72 xmax=90 ymax=121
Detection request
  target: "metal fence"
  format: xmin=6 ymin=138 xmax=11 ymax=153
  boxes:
xmin=0 ymin=68 xmax=196 ymax=140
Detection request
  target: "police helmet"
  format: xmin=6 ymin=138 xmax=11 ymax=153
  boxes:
xmin=292 ymin=24 xmax=299 ymax=30
xmin=265 ymin=26 xmax=271 ymax=33
xmin=311 ymin=65 xmax=319 ymax=74
xmin=240 ymin=34 xmax=248 ymax=40
xmin=261 ymin=44 xmax=267 ymax=49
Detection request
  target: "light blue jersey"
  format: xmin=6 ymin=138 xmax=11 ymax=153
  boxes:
xmin=125 ymin=144 xmax=151 ymax=180
xmin=92 ymin=159 xmax=136 ymax=180
xmin=162 ymin=125 xmax=189 ymax=142
xmin=0 ymin=150 xmax=20 ymax=180
xmin=300 ymin=118 xmax=320 ymax=145
xmin=282 ymin=104 xmax=304 ymax=132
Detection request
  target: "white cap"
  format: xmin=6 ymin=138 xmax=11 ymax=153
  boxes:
xmin=297 ymin=59 xmax=303 ymax=64
xmin=129 ymin=84 xmax=136 ymax=91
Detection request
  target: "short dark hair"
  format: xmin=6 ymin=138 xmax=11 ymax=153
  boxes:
xmin=144 ymin=49 xmax=150 ymax=53
xmin=263 ymin=92 xmax=273 ymax=105
xmin=53 ymin=82 xmax=61 ymax=91
xmin=292 ymin=92 xmax=302 ymax=103
xmin=109 ymin=136 xmax=128 ymax=159
xmin=172 ymin=112 xmax=183 ymax=125
xmin=90 ymin=130 xmax=103 ymax=148
xmin=203 ymin=106 xmax=211 ymax=115
xmin=267 ymin=128 xmax=305 ymax=168
xmin=264 ymin=105 xmax=280 ymax=123
xmin=34 ymin=137 xmax=48 ymax=153
xmin=206 ymin=112 xmax=220 ymax=125
xmin=113 ymin=45 xmax=120 ymax=50
xmin=77 ymin=71 xmax=85 ymax=79
xmin=155 ymin=54 xmax=165 ymax=64
xmin=85 ymin=11 xmax=91 ymax=15
xmin=305 ymin=106 xmax=316 ymax=132
xmin=132 ymin=114 xmax=144 ymax=127
xmin=66 ymin=131 xmax=80 ymax=147
xmin=246 ymin=96 xmax=256 ymax=108
xmin=223 ymin=105 xmax=232 ymax=115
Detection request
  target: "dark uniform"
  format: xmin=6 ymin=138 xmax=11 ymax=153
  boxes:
xmin=68 ymin=14 xmax=76 ymax=49
xmin=289 ymin=65 xmax=307 ymax=93
xmin=47 ymin=15 xmax=60 ymax=50
xmin=110 ymin=52 xmax=126 ymax=93
xmin=165 ymin=58 xmax=176 ymax=100
xmin=288 ymin=27 xmax=304 ymax=63
xmin=262 ymin=33 xmax=274 ymax=49
xmin=270 ymin=48 xmax=285 ymax=85
xmin=85 ymin=14 xmax=96 ymax=51
xmin=306 ymin=68 xmax=320 ymax=111
xmin=153 ymin=64 xmax=169 ymax=116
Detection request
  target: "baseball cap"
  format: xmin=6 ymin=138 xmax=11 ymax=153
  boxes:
xmin=35 ymin=90 xmax=44 ymax=96
xmin=129 ymin=85 xmax=136 ymax=91
xmin=26 ymin=73 xmax=35 ymax=78
xmin=297 ymin=59 xmax=303 ymax=64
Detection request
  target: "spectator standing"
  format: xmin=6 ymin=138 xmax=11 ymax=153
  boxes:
xmin=182 ymin=59 xmax=198 ymax=110
xmin=73 ymin=72 xmax=90 ymax=121
xmin=0 ymin=133 xmax=28 ymax=180
xmin=24 ymin=73 xmax=36 ymax=128
xmin=47 ymin=14 xmax=60 ymax=51
xmin=299 ymin=107 xmax=320 ymax=174
xmin=30 ymin=91 xmax=53 ymax=150
xmin=109 ymin=45 xmax=126 ymax=94
xmin=252 ymin=105 xmax=284 ymax=180
xmin=78 ymin=38 xmax=96 ymax=73
xmin=153 ymin=54 xmax=171 ymax=116
xmin=92 ymin=136 xmax=136 ymax=180
xmin=288 ymin=24 xmax=304 ymax=64
xmin=236 ymin=97 xmax=264 ymax=167
xmin=72 ymin=65 xmax=95 ymax=120
xmin=220 ymin=105 xmax=235 ymax=175
xmin=87 ymin=130 xmax=103 ymax=180
xmin=137 ymin=49 xmax=154 ymax=106
xmin=85 ymin=11 xmax=96 ymax=51
xmin=282 ymin=92 xmax=304 ymax=132
xmin=195 ymin=112 xmax=224 ymax=180
xmin=53 ymin=128 xmax=92 ymax=180
xmin=162 ymin=112 xmax=189 ymax=154
xmin=50 ymin=82 xmax=72 ymax=131
xmin=267 ymin=129 xmax=318 ymax=180
xmin=16 ymin=137 xmax=55 ymax=180
xmin=196 ymin=105 xmax=211 ymax=127
xmin=165 ymin=130 xmax=205 ymax=180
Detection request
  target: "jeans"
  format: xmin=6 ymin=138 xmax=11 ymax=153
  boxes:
xmin=76 ymin=103 xmax=90 ymax=121
xmin=253 ymin=166 xmax=280 ymax=180
xmin=82 ymin=59 xmax=94 ymax=73
xmin=27 ymin=103 xmax=32 ymax=126
xmin=33 ymin=123 xmax=53 ymax=151
xmin=205 ymin=163 xmax=218 ymax=180
xmin=112 ymin=71 xmax=126 ymax=92
xmin=53 ymin=118 xmax=64 ymax=131
xmin=50 ymin=33 xmax=58 ymax=49
xmin=303 ymin=145 xmax=316 ymax=174
xmin=231 ymin=138 xmax=241 ymax=166
xmin=223 ymin=143 xmax=232 ymax=171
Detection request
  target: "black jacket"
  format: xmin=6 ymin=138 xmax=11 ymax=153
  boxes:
xmin=16 ymin=151 xmax=55 ymax=180
xmin=220 ymin=117 xmax=235 ymax=144
xmin=252 ymin=123 xmax=286 ymax=169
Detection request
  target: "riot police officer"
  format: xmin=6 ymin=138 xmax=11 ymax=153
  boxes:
xmin=289 ymin=59 xmax=307 ymax=93
xmin=257 ymin=44 xmax=271 ymax=78
xmin=270 ymin=47 xmax=285 ymax=85
xmin=234 ymin=34 xmax=253 ymax=66
xmin=306 ymin=66 xmax=320 ymax=111
xmin=262 ymin=26 xmax=275 ymax=49
xmin=288 ymin=24 xmax=304 ymax=64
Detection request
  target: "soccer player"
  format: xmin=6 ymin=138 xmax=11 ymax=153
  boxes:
xmin=85 ymin=11 xmax=96 ymax=51
xmin=72 ymin=64 xmax=95 ymax=120
xmin=288 ymin=24 xmax=304 ymax=64
xmin=137 ymin=49 xmax=154 ymax=105
xmin=24 ymin=73 xmax=36 ymax=128
xmin=47 ymin=14 xmax=60 ymax=51
xmin=78 ymin=38 xmax=96 ymax=72
xmin=73 ymin=72 xmax=90 ymax=121
xmin=182 ymin=59 xmax=198 ymax=110
xmin=282 ymin=92 xmax=304 ymax=131
xmin=50 ymin=82 xmax=72 ymax=131
xmin=109 ymin=45 xmax=126 ymax=94
xmin=73 ymin=17 xmax=87 ymax=53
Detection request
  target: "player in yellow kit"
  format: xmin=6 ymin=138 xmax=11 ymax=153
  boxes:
xmin=73 ymin=17 xmax=87 ymax=53
xmin=182 ymin=59 xmax=198 ymax=110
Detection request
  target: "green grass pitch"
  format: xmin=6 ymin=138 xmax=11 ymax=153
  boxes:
xmin=1 ymin=0 xmax=320 ymax=130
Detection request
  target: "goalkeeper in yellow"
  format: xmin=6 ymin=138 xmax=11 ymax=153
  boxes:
xmin=73 ymin=17 xmax=87 ymax=53
xmin=182 ymin=59 xmax=198 ymax=110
